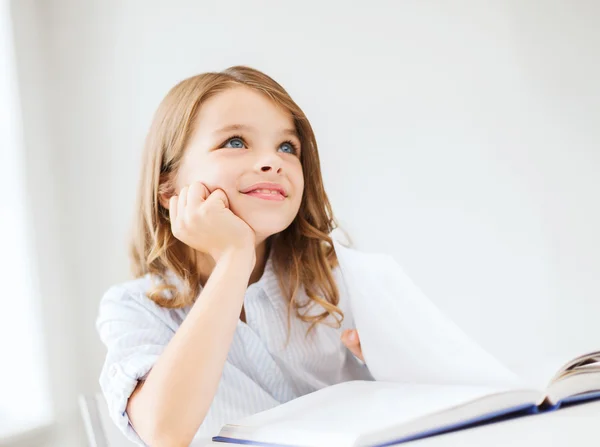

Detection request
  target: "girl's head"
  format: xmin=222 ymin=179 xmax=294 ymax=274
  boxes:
xmin=130 ymin=66 xmax=343 ymax=332
xmin=159 ymin=81 xmax=305 ymax=244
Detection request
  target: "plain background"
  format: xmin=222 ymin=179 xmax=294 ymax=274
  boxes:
xmin=8 ymin=0 xmax=600 ymax=445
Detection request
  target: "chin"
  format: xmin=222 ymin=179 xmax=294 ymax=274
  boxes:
xmin=232 ymin=198 xmax=299 ymax=245
xmin=247 ymin=220 xmax=293 ymax=244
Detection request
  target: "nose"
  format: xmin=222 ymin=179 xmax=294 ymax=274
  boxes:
xmin=256 ymin=152 xmax=283 ymax=174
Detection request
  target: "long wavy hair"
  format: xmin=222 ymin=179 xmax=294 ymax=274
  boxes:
xmin=129 ymin=65 xmax=344 ymax=337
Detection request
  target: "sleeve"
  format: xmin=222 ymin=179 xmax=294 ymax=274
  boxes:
xmin=96 ymin=284 xmax=179 ymax=446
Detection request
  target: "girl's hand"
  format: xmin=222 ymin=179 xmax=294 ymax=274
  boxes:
xmin=169 ymin=181 xmax=256 ymax=264
xmin=341 ymin=329 xmax=364 ymax=363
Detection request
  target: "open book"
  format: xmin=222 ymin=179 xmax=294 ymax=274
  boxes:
xmin=212 ymin=236 xmax=600 ymax=446
xmin=212 ymin=353 xmax=600 ymax=447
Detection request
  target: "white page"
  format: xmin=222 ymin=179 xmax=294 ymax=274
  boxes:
xmin=517 ymin=351 xmax=600 ymax=390
xmin=332 ymin=237 xmax=522 ymax=389
xmin=221 ymin=381 xmax=516 ymax=445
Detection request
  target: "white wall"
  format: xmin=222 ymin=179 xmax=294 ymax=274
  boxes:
xmin=10 ymin=0 xmax=85 ymax=444
xmin=11 ymin=0 xmax=600 ymax=441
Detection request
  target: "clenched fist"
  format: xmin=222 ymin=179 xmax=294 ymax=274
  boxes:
xmin=168 ymin=181 xmax=256 ymax=264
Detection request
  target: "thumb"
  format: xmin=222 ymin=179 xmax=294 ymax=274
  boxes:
xmin=342 ymin=329 xmax=364 ymax=362
xmin=342 ymin=329 xmax=359 ymax=349
xmin=205 ymin=188 xmax=230 ymax=209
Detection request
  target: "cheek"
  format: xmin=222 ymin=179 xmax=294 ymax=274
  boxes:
xmin=292 ymin=164 xmax=304 ymax=202
xmin=185 ymin=159 xmax=240 ymax=193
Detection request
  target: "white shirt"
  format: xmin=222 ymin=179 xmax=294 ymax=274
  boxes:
xmin=96 ymin=250 xmax=373 ymax=446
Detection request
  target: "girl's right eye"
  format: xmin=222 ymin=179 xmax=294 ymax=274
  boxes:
xmin=222 ymin=136 xmax=246 ymax=149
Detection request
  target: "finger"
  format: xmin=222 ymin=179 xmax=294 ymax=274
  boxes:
xmin=205 ymin=188 xmax=230 ymax=209
xmin=343 ymin=331 xmax=364 ymax=359
xmin=345 ymin=340 xmax=363 ymax=361
xmin=342 ymin=329 xmax=351 ymax=342
xmin=354 ymin=348 xmax=365 ymax=363
xmin=342 ymin=329 xmax=359 ymax=345
xmin=187 ymin=181 xmax=209 ymax=209
xmin=169 ymin=195 xmax=178 ymax=222
xmin=178 ymin=185 xmax=188 ymax=218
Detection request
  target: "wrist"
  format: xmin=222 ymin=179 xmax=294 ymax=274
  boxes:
xmin=215 ymin=245 xmax=256 ymax=271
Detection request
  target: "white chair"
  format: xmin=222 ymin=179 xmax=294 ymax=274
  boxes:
xmin=79 ymin=393 xmax=137 ymax=447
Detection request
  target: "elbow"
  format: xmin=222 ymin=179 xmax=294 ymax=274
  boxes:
xmin=146 ymin=432 xmax=192 ymax=447
xmin=139 ymin=414 xmax=206 ymax=447
xmin=128 ymin=384 xmax=208 ymax=446
xmin=136 ymin=417 xmax=197 ymax=447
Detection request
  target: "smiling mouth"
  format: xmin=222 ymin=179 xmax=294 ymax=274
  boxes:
xmin=242 ymin=189 xmax=286 ymax=201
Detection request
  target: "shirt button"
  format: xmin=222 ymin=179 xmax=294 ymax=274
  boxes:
xmin=109 ymin=365 xmax=118 ymax=377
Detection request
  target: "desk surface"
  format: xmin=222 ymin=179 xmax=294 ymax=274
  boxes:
xmin=200 ymin=399 xmax=600 ymax=447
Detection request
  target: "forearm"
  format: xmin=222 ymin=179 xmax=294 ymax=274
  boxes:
xmin=128 ymin=248 xmax=254 ymax=446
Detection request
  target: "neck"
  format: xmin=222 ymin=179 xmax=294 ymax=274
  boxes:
xmin=249 ymin=239 xmax=269 ymax=284
xmin=194 ymin=239 xmax=269 ymax=287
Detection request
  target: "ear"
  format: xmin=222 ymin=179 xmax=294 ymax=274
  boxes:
xmin=159 ymin=192 xmax=171 ymax=210
xmin=158 ymin=175 xmax=175 ymax=210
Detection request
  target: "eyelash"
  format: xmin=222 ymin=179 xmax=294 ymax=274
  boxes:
xmin=220 ymin=135 xmax=300 ymax=155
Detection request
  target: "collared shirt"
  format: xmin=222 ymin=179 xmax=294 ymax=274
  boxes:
xmin=96 ymin=251 xmax=373 ymax=446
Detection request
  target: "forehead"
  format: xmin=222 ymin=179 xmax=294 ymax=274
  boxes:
xmin=194 ymin=85 xmax=295 ymax=133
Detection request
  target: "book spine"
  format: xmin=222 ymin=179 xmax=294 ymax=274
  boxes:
xmin=534 ymin=397 xmax=560 ymax=413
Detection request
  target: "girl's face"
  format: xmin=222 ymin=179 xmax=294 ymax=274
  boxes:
xmin=173 ymin=85 xmax=304 ymax=244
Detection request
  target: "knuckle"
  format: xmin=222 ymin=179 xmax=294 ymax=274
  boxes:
xmin=197 ymin=205 xmax=209 ymax=218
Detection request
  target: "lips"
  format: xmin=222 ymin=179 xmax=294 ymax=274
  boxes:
xmin=240 ymin=182 xmax=287 ymax=197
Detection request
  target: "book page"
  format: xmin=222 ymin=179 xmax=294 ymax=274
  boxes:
xmin=219 ymin=381 xmax=539 ymax=446
xmin=233 ymin=382 xmax=503 ymax=432
xmin=517 ymin=351 xmax=600 ymax=390
xmin=333 ymin=239 xmax=522 ymax=389
xmin=514 ymin=357 xmax=571 ymax=390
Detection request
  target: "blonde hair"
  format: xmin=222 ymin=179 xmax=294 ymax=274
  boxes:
xmin=129 ymin=66 xmax=343 ymax=336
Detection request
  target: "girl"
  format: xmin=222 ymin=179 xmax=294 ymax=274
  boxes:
xmin=96 ymin=65 xmax=372 ymax=447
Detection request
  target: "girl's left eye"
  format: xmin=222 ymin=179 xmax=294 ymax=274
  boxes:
xmin=279 ymin=141 xmax=298 ymax=154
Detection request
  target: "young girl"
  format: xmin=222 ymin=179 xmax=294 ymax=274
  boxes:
xmin=97 ymin=65 xmax=372 ymax=447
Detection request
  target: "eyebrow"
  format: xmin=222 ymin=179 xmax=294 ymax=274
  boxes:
xmin=213 ymin=124 xmax=299 ymax=139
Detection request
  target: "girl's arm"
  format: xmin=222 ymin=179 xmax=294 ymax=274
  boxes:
xmin=127 ymin=246 xmax=254 ymax=447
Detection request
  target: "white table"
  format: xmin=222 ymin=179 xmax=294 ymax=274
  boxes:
xmin=201 ymin=399 xmax=600 ymax=446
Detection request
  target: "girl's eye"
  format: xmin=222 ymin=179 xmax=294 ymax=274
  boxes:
xmin=279 ymin=141 xmax=298 ymax=155
xmin=223 ymin=137 xmax=246 ymax=149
